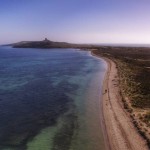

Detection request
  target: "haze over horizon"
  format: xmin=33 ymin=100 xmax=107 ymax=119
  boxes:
xmin=1 ymin=0 xmax=150 ymax=45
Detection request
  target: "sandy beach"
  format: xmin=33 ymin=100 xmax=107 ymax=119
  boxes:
xmin=91 ymin=50 xmax=149 ymax=150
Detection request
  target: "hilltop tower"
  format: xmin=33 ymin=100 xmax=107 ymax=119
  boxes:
xmin=43 ymin=38 xmax=49 ymax=42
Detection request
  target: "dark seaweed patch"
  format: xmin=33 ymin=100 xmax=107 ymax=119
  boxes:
xmin=52 ymin=112 xmax=78 ymax=150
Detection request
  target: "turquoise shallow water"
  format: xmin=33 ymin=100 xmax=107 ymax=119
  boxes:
xmin=0 ymin=47 xmax=107 ymax=150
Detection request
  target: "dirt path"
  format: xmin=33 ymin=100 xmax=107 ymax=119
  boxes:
xmin=102 ymin=58 xmax=148 ymax=150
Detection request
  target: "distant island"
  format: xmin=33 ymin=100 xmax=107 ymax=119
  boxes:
xmin=12 ymin=38 xmax=90 ymax=49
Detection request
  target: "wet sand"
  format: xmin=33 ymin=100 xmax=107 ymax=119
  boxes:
xmin=92 ymin=51 xmax=148 ymax=150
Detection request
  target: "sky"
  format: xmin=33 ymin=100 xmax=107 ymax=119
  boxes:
xmin=0 ymin=0 xmax=150 ymax=44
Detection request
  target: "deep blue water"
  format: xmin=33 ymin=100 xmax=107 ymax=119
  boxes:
xmin=0 ymin=46 xmax=106 ymax=150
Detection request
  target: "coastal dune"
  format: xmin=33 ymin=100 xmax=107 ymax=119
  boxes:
xmin=102 ymin=57 xmax=148 ymax=150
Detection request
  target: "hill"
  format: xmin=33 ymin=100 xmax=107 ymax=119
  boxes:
xmin=12 ymin=38 xmax=90 ymax=49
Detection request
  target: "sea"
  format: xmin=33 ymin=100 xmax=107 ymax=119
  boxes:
xmin=0 ymin=46 xmax=107 ymax=150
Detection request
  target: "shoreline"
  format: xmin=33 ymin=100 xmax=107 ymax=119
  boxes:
xmin=91 ymin=51 xmax=148 ymax=150
xmin=90 ymin=51 xmax=111 ymax=150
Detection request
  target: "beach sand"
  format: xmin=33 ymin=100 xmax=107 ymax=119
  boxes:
xmin=91 ymin=50 xmax=149 ymax=150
